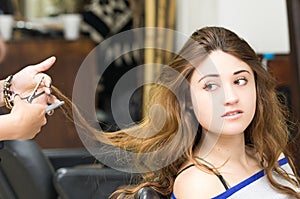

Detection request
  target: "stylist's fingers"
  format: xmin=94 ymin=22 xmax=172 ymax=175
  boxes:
xmin=35 ymin=74 xmax=52 ymax=94
xmin=12 ymin=95 xmax=47 ymax=139
xmin=11 ymin=56 xmax=55 ymax=94
xmin=34 ymin=72 xmax=51 ymax=84
xmin=32 ymin=56 xmax=55 ymax=88
xmin=47 ymin=94 xmax=59 ymax=105
xmin=32 ymin=56 xmax=56 ymax=74
xmin=32 ymin=57 xmax=55 ymax=93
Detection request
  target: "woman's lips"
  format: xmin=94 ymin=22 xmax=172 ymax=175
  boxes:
xmin=222 ymin=110 xmax=243 ymax=120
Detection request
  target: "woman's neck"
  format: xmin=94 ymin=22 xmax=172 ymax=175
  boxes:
xmin=194 ymin=131 xmax=262 ymax=187
xmin=196 ymin=131 xmax=250 ymax=167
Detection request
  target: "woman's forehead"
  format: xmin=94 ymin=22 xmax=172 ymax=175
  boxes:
xmin=192 ymin=51 xmax=253 ymax=78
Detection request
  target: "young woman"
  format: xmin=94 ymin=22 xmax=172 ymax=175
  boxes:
xmin=53 ymin=26 xmax=300 ymax=198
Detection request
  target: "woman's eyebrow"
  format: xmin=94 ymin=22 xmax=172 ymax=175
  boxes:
xmin=233 ymin=69 xmax=250 ymax=75
xmin=198 ymin=69 xmax=250 ymax=82
xmin=198 ymin=74 xmax=219 ymax=82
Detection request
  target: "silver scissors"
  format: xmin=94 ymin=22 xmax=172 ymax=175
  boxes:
xmin=19 ymin=76 xmax=65 ymax=115
xmin=21 ymin=76 xmax=45 ymax=103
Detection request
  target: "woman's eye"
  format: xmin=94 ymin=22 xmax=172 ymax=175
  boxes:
xmin=203 ymin=83 xmax=218 ymax=91
xmin=234 ymin=78 xmax=248 ymax=85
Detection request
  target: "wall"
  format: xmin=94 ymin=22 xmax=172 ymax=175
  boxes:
xmin=176 ymin=0 xmax=290 ymax=54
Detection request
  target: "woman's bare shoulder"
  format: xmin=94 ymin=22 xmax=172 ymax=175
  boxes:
xmin=279 ymin=152 xmax=285 ymax=160
xmin=173 ymin=165 xmax=226 ymax=199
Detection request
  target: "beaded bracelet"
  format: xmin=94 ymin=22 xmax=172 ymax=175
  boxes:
xmin=3 ymin=75 xmax=14 ymax=109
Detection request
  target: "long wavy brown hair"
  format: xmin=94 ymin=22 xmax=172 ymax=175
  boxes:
xmin=52 ymin=26 xmax=300 ymax=198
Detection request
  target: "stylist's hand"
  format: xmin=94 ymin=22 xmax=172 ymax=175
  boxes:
xmin=10 ymin=95 xmax=47 ymax=140
xmin=11 ymin=56 xmax=56 ymax=96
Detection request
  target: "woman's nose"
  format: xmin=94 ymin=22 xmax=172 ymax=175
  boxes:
xmin=223 ymin=86 xmax=239 ymax=105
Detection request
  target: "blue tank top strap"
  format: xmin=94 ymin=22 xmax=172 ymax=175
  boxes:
xmin=171 ymin=192 xmax=177 ymax=199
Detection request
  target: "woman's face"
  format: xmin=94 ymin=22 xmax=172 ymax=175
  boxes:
xmin=190 ymin=50 xmax=256 ymax=135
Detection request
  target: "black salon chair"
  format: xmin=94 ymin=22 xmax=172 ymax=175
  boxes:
xmin=0 ymin=140 xmax=141 ymax=199
xmin=54 ymin=166 xmax=139 ymax=199
xmin=135 ymin=187 xmax=167 ymax=199
xmin=0 ymin=140 xmax=57 ymax=199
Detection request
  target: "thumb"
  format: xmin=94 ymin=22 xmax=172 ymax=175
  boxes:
xmin=32 ymin=56 xmax=56 ymax=73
